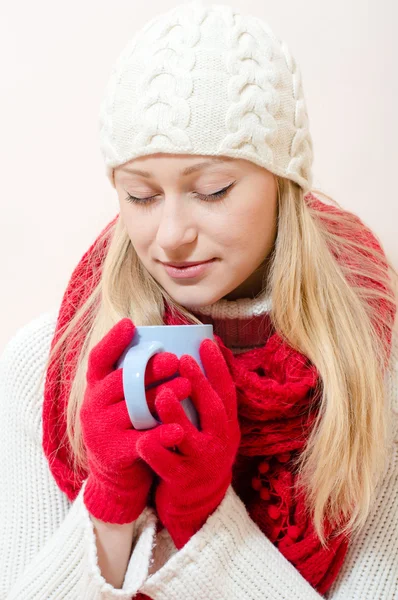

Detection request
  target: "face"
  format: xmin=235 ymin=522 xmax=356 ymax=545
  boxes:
xmin=114 ymin=153 xmax=278 ymax=309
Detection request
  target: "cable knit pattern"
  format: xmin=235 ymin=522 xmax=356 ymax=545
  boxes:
xmin=221 ymin=10 xmax=313 ymax=187
xmin=222 ymin=13 xmax=280 ymax=164
xmin=132 ymin=7 xmax=199 ymax=151
xmin=98 ymin=0 xmax=314 ymax=191
xmin=1 ymin=304 xmax=397 ymax=598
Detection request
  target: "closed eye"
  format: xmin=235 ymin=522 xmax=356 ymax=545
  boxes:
xmin=124 ymin=182 xmax=236 ymax=206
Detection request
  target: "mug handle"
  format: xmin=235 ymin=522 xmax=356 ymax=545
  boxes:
xmin=122 ymin=341 xmax=200 ymax=430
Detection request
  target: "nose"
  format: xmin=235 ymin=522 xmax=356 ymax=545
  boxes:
xmin=155 ymin=194 xmax=197 ymax=251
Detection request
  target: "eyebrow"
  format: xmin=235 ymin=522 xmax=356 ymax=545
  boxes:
xmin=119 ymin=156 xmax=234 ymax=178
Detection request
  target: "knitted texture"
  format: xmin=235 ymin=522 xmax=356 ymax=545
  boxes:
xmin=135 ymin=339 xmax=242 ymax=550
xmin=188 ymin=287 xmax=275 ymax=353
xmin=40 ymin=195 xmax=394 ymax=596
xmin=42 ymin=215 xmax=118 ymax=502
xmin=2 ymin=310 xmax=398 ymax=598
xmin=221 ymin=334 xmax=347 ymax=593
xmin=81 ymin=317 xmax=186 ymax=525
xmin=98 ymin=0 xmax=314 ymax=192
xmin=162 ymin=302 xmax=350 ymax=594
xmin=42 ymin=277 xmax=350 ymax=594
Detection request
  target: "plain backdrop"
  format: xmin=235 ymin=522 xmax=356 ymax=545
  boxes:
xmin=0 ymin=0 xmax=397 ymax=352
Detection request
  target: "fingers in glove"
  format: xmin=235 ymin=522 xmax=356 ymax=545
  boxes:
xmin=146 ymin=376 xmax=191 ymax=418
xmin=145 ymin=351 xmax=179 ymax=387
xmin=87 ymin=318 xmax=136 ymax=383
xmin=82 ymin=369 xmax=125 ymax=415
xmin=108 ymin=398 xmax=136 ymax=430
xmin=154 ymin=386 xmax=202 ymax=454
xmin=136 ymin=423 xmax=185 ymax=480
xmin=178 ymin=354 xmax=227 ymax=437
xmin=198 ymin=338 xmax=238 ymax=423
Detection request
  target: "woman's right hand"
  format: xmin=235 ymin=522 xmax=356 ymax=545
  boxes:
xmin=80 ymin=317 xmax=189 ymax=524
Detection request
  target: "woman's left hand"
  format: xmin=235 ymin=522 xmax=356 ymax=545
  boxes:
xmin=136 ymin=338 xmax=241 ymax=550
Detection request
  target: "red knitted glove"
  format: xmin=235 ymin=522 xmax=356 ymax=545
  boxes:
xmin=81 ymin=317 xmax=184 ymax=524
xmin=136 ymin=338 xmax=241 ymax=549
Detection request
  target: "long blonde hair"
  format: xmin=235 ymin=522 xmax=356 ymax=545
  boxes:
xmin=38 ymin=176 xmax=397 ymax=546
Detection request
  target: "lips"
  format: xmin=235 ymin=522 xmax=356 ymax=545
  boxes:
xmin=162 ymin=258 xmax=217 ymax=279
xmin=163 ymin=259 xmax=213 ymax=267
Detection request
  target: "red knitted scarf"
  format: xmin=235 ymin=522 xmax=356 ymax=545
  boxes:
xmin=162 ymin=302 xmax=349 ymax=594
xmin=42 ymin=194 xmax=395 ymax=596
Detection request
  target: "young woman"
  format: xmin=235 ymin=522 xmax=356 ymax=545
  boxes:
xmin=1 ymin=2 xmax=397 ymax=598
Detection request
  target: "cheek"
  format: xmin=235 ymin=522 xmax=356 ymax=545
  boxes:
xmin=216 ymin=201 xmax=276 ymax=248
xmin=246 ymin=194 xmax=277 ymax=235
xmin=128 ymin=228 xmax=151 ymax=254
xmin=120 ymin=207 xmax=153 ymax=252
xmin=221 ymin=199 xmax=277 ymax=261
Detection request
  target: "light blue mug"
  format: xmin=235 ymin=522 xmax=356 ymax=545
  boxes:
xmin=116 ymin=324 xmax=214 ymax=430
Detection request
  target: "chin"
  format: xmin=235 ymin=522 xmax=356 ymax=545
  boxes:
xmin=171 ymin=290 xmax=220 ymax=311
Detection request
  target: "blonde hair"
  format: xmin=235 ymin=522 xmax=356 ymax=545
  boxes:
xmin=38 ymin=177 xmax=397 ymax=546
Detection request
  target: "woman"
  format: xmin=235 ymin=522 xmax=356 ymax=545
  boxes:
xmin=1 ymin=1 xmax=397 ymax=598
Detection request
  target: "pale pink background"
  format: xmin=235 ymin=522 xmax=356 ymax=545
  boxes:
xmin=1 ymin=0 xmax=397 ymax=352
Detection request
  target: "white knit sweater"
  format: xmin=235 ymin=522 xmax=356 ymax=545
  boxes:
xmin=0 ymin=302 xmax=397 ymax=599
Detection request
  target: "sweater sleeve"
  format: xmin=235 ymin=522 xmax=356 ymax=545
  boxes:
xmin=3 ymin=311 xmax=396 ymax=600
xmin=0 ymin=311 xmax=157 ymax=600
xmin=130 ymin=331 xmax=398 ymax=600
xmin=135 ymin=443 xmax=398 ymax=600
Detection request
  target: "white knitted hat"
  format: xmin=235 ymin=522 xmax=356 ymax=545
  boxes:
xmin=99 ymin=0 xmax=314 ymax=192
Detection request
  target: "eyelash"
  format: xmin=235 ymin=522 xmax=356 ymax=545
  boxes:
xmin=124 ymin=182 xmax=235 ymax=206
